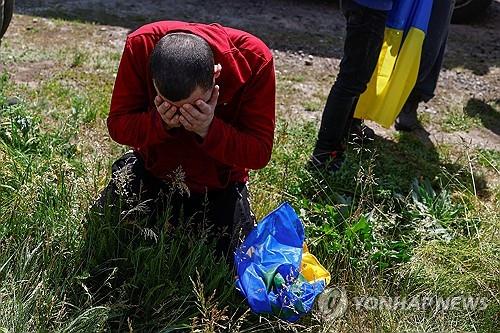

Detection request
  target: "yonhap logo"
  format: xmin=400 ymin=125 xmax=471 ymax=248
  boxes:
xmin=317 ymin=287 xmax=348 ymax=319
xmin=316 ymin=289 xmax=490 ymax=320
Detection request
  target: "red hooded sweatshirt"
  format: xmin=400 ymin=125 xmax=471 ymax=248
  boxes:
xmin=108 ymin=21 xmax=276 ymax=193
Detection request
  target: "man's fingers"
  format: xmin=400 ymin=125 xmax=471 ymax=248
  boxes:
xmin=164 ymin=106 xmax=177 ymax=119
xmin=179 ymin=115 xmax=193 ymax=130
xmin=159 ymin=104 xmax=175 ymax=118
xmin=195 ymin=85 xmax=219 ymax=114
xmin=171 ymin=114 xmax=181 ymax=127
xmin=154 ymin=95 xmax=163 ymax=107
xmin=183 ymin=103 xmax=206 ymax=119
xmin=157 ymin=101 xmax=172 ymax=115
xmin=195 ymin=100 xmax=210 ymax=114
xmin=209 ymin=85 xmax=219 ymax=108
xmin=194 ymin=103 xmax=211 ymax=116
xmin=179 ymin=107 xmax=197 ymax=124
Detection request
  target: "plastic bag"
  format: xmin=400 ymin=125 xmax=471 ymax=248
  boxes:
xmin=234 ymin=202 xmax=331 ymax=322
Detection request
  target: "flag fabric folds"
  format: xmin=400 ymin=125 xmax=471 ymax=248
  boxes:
xmin=354 ymin=0 xmax=434 ymax=128
xmin=234 ymin=202 xmax=331 ymax=322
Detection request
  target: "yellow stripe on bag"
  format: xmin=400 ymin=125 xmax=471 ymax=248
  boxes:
xmin=355 ymin=27 xmax=425 ymax=128
xmin=301 ymin=244 xmax=331 ymax=285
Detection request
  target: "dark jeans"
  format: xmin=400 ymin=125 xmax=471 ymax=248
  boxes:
xmin=314 ymin=0 xmax=387 ymax=153
xmin=0 ymin=0 xmax=14 ymax=41
xmin=86 ymin=151 xmax=256 ymax=259
xmin=411 ymin=0 xmax=454 ymax=103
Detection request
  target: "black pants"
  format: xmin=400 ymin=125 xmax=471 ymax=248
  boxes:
xmin=0 ymin=0 xmax=14 ymax=41
xmin=314 ymin=0 xmax=387 ymax=153
xmin=411 ymin=0 xmax=454 ymax=103
xmin=86 ymin=151 xmax=255 ymax=259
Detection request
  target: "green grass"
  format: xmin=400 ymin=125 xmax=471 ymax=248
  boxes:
xmin=442 ymin=105 xmax=482 ymax=132
xmin=1 ymin=16 xmax=499 ymax=333
xmin=1 ymin=71 xmax=499 ymax=331
xmin=477 ymin=148 xmax=500 ymax=172
xmin=464 ymin=98 xmax=500 ymax=132
xmin=301 ymin=99 xmax=323 ymax=111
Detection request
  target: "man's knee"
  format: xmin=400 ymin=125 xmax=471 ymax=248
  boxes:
xmin=88 ymin=151 xmax=153 ymax=224
xmin=229 ymin=184 xmax=256 ymax=251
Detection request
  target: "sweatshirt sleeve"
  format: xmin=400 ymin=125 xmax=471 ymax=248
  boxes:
xmin=198 ymin=58 xmax=276 ymax=170
xmin=107 ymin=37 xmax=171 ymax=149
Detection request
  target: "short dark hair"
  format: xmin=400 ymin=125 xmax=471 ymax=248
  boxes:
xmin=150 ymin=32 xmax=215 ymax=102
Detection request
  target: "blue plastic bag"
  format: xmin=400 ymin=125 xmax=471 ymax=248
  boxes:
xmin=234 ymin=202 xmax=330 ymax=322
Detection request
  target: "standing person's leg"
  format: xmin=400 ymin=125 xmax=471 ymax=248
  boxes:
xmin=311 ymin=0 xmax=387 ymax=171
xmin=343 ymin=97 xmax=376 ymax=144
xmin=0 ymin=0 xmax=17 ymax=106
xmin=413 ymin=0 xmax=455 ymax=102
xmin=0 ymin=1 xmax=4 ymax=40
xmin=395 ymin=0 xmax=455 ymax=131
xmin=0 ymin=0 xmax=14 ymax=42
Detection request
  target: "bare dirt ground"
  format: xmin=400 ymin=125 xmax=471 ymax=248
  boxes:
xmin=5 ymin=0 xmax=500 ymax=150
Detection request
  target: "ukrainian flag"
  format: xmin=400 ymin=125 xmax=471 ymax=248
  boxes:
xmin=354 ymin=0 xmax=433 ymax=128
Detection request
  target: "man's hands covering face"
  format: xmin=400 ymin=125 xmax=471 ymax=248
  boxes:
xmin=155 ymin=96 xmax=181 ymax=130
xmin=155 ymin=85 xmax=219 ymax=139
xmin=178 ymin=85 xmax=219 ymax=139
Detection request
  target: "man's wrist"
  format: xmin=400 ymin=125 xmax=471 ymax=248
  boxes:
xmin=197 ymin=129 xmax=208 ymax=139
xmin=161 ymin=121 xmax=173 ymax=131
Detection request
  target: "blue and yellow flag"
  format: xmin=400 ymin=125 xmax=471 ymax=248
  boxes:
xmin=354 ymin=0 xmax=433 ymax=128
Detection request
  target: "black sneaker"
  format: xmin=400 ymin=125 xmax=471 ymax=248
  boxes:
xmin=349 ymin=118 xmax=375 ymax=143
xmin=395 ymin=99 xmax=421 ymax=131
xmin=308 ymin=150 xmax=345 ymax=174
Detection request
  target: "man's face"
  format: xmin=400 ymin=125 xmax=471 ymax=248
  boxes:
xmin=153 ymin=63 xmax=221 ymax=109
xmin=154 ymin=84 xmax=214 ymax=109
